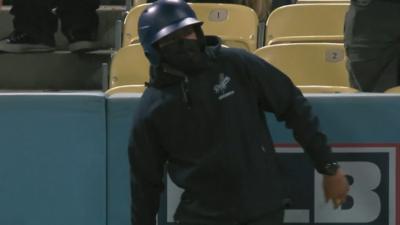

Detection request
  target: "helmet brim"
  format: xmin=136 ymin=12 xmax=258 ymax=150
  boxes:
xmin=151 ymin=17 xmax=203 ymax=45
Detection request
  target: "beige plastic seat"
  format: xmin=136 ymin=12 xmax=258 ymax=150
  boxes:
xmin=106 ymin=84 xmax=146 ymax=96
xmin=123 ymin=3 xmax=259 ymax=51
xmin=384 ymin=86 xmax=400 ymax=93
xmin=123 ymin=4 xmax=148 ymax=46
xmin=254 ymin=43 xmax=356 ymax=93
xmin=298 ymin=85 xmax=358 ymax=93
xmin=132 ymin=0 xmax=146 ymax=7
xmin=109 ymin=43 xmax=150 ymax=88
xmin=265 ymin=3 xmax=349 ymax=45
xmin=297 ymin=0 xmax=349 ymax=3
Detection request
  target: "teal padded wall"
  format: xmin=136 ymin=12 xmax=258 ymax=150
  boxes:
xmin=107 ymin=93 xmax=141 ymax=225
xmin=2 ymin=92 xmax=399 ymax=225
xmin=0 ymin=92 xmax=107 ymax=225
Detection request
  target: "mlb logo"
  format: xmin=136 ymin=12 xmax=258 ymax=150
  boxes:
xmin=162 ymin=145 xmax=398 ymax=225
xmin=278 ymin=145 xmax=395 ymax=225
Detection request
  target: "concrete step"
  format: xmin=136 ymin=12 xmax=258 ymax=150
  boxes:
xmin=0 ymin=6 xmax=126 ymax=50
xmin=0 ymin=50 xmax=111 ymax=90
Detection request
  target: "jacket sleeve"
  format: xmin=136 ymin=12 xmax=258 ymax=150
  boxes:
xmin=128 ymin=115 xmax=167 ymax=225
xmin=241 ymin=51 xmax=336 ymax=173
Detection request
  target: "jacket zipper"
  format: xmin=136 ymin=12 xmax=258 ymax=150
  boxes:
xmin=181 ymin=76 xmax=192 ymax=109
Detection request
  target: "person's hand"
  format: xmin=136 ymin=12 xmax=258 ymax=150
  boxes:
xmin=323 ymin=168 xmax=350 ymax=209
xmin=0 ymin=0 xmax=3 ymax=9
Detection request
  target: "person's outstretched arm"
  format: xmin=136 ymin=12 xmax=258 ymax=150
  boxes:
xmin=240 ymin=50 xmax=349 ymax=207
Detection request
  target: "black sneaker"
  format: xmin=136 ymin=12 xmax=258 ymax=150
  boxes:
xmin=66 ymin=31 xmax=99 ymax=52
xmin=0 ymin=31 xmax=55 ymax=53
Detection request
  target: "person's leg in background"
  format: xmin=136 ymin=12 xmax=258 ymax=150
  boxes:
xmin=246 ymin=209 xmax=285 ymax=225
xmin=57 ymin=0 xmax=100 ymax=52
xmin=0 ymin=0 xmax=57 ymax=52
xmin=271 ymin=0 xmax=293 ymax=12
xmin=346 ymin=46 xmax=399 ymax=92
xmin=344 ymin=0 xmax=400 ymax=92
xmin=244 ymin=0 xmax=272 ymax=22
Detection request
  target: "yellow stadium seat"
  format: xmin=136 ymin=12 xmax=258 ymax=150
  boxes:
xmin=265 ymin=3 xmax=349 ymax=45
xmin=123 ymin=3 xmax=259 ymax=51
xmin=123 ymin=4 xmax=148 ymax=46
xmin=254 ymin=43 xmax=353 ymax=93
xmin=109 ymin=43 xmax=150 ymax=88
xmin=191 ymin=3 xmax=259 ymax=51
xmin=106 ymin=84 xmax=146 ymax=96
xmin=297 ymin=0 xmax=349 ymax=3
xmin=298 ymin=85 xmax=358 ymax=93
xmin=384 ymin=86 xmax=400 ymax=93
xmin=133 ymin=0 xmax=146 ymax=7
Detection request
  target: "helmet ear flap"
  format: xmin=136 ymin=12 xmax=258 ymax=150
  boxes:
xmin=144 ymin=48 xmax=160 ymax=66
xmin=193 ymin=25 xmax=206 ymax=50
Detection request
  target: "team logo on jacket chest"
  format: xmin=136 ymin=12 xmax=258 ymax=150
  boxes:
xmin=213 ymin=73 xmax=235 ymax=100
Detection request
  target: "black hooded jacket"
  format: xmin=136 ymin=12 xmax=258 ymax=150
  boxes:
xmin=129 ymin=36 xmax=335 ymax=225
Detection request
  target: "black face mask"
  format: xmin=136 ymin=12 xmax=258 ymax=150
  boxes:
xmin=159 ymin=38 xmax=208 ymax=74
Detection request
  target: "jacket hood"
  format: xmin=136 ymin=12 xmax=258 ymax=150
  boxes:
xmin=147 ymin=35 xmax=222 ymax=88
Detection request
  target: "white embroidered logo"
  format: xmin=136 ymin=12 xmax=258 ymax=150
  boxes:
xmin=213 ymin=73 xmax=235 ymax=100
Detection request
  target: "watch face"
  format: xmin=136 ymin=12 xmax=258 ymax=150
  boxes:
xmin=324 ymin=162 xmax=339 ymax=176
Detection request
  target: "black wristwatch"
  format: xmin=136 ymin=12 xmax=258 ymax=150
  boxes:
xmin=322 ymin=162 xmax=340 ymax=176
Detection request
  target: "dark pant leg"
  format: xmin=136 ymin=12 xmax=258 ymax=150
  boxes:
xmin=271 ymin=0 xmax=292 ymax=11
xmin=344 ymin=0 xmax=400 ymax=92
xmin=10 ymin=0 xmax=58 ymax=44
xmin=57 ymin=0 xmax=100 ymax=42
xmin=246 ymin=210 xmax=284 ymax=225
xmin=175 ymin=211 xmax=285 ymax=225
xmin=346 ymin=46 xmax=399 ymax=92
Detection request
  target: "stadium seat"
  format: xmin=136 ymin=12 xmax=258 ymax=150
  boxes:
xmin=122 ymin=4 xmax=148 ymax=46
xmin=109 ymin=43 xmax=149 ymax=88
xmin=123 ymin=3 xmax=259 ymax=51
xmin=133 ymin=0 xmax=146 ymax=7
xmin=297 ymin=85 xmax=358 ymax=93
xmin=254 ymin=43 xmax=354 ymax=92
xmin=265 ymin=3 xmax=349 ymax=45
xmin=106 ymin=84 xmax=146 ymax=95
xmin=297 ymin=0 xmax=349 ymax=3
xmin=384 ymin=86 xmax=400 ymax=93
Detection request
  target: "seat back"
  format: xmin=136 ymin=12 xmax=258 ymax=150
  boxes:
xmin=254 ymin=43 xmax=350 ymax=86
xmin=109 ymin=44 xmax=150 ymax=88
xmin=297 ymin=0 xmax=349 ymax=3
xmin=265 ymin=3 xmax=349 ymax=45
xmin=385 ymin=86 xmax=400 ymax=93
xmin=123 ymin=3 xmax=259 ymax=51
xmin=191 ymin=3 xmax=259 ymax=51
xmin=297 ymin=85 xmax=358 ymax=93
xmin=132 ymin=0 xmax=146 ymax=7
xmin=123 ymin=3 xmax=148 ymax=47
xmin=106 ymin=85 xmax=146 ymax=96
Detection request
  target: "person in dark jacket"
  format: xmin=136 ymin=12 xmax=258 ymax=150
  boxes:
xmin=0 ymin=0 xmax=99 ymax=53
xmin=344 ymin=0 xmax=400 ymax=92
xmin=129 ymin=1 xmax=349 ymax=225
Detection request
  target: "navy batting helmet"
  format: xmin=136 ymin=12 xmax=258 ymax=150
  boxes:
xmin=138 ymin=0 xmax=203 ymax=65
